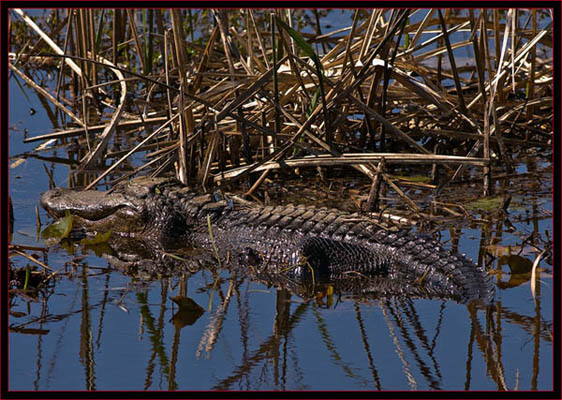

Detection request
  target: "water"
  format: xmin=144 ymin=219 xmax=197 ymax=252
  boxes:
xmin=7 ymin=9 xmax=553 ymax=392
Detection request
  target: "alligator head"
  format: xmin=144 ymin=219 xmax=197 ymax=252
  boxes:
xmin=40 ymin=177 xmax=188 ymax=239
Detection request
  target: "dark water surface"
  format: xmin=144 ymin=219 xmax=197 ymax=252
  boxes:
xmin=8 ymin=10 xmax=554 ymax=392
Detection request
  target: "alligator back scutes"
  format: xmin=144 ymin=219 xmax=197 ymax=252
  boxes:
xmin=147 ymin=190 xmax=494 ymax=303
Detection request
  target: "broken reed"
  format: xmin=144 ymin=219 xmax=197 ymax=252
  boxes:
xmin=11 ymin=9 xmax=553 ymax=205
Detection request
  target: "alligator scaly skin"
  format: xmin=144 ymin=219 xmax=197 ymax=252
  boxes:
xmin=41 ymin=177 xmax=495 ymax=303
xmin=135 ymin=183 xmax=495 ymax=303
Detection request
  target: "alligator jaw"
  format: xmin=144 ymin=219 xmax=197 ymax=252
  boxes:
xmin=40 ymin=177 xmax=179 ymax=221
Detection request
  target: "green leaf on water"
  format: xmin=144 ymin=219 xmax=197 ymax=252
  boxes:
xmin=81 ymin=230 xmax=112 ymax=245
xmin=41 ymin=211 xmax=73 ymax=244
xmin=389 ymin=174 xmax=432 ymax=183
xmin=83 ymin=242 xmax=113 ymax=258
xmin=464 ymin=196 xmax=505 ymax=211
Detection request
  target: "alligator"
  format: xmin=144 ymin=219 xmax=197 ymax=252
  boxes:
xmin=40 ymin=176 xmax=494 ymax=304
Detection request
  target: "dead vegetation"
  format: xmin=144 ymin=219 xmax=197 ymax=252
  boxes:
xmin=9 ymin=8 xmax=553 ymax=220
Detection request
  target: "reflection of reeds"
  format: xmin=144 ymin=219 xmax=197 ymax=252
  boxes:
xmin=379 ymin=299 xmax=417 ymax=390
xmin=79 ymin=266 xmax=96 ymax=391
xmin=467 ymin=303 xmax=507 ymax=390
xmin=212 ymin=300 xmax=309 ymax=390
xmin=196 ymin=277 xmax=235 ymax=359
xmin=385 ymin=298 xmax=443 ymax=389
xmin=354 ymin=303 xmax=382 ymax=390
xmin=136 ymin=291 xmax=172 ymax=388
xmin=312 ymin=306 xmax=370 ymax=387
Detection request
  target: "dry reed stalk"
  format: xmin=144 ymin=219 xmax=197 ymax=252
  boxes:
xmin=214 ymin=153 xmax=489 ymax=182
xmin=55 ymin=10 xmax=74 ymax=111
xmin=408 ymin=9 xmax=435 ymax=48
xmin=200 ymin=113 xmax=220 ymax=189
xmin=436 ymin=10 xmax=468 ymax=114
xmin=11 ymin=249 xmax=53 ymax=271
xmin=426 ymin=128 xmax=545 ymax=147
xmin=23 ymin=116 xmax=168 ymax=143
xmin=526 ymin=9 xmax=537 ymax=119
xmin=270 ymin=12 xmax=282 ymax=142
xmin=126 ymin=10 xmax=146 ymax=74
xmin=510 ymin=9 xmax=517 ymax=93
xmin=83 ymin=109 xmax=182 ymax=190
xmin=78 ymin=53 xmax=127 ymax=171
xmin=339 ymin=9 xmax=361 ymax=79
xmin=13 ymin=8 xmax=84 ymax=78
xmin=399 ymin=20 xmax=472 ymax=60
xmin=364 ymin=159 xmax=385 ymax=212
xmin=380 ymin=171 xmax=421 ymax=213
xmin=358 ymin=10 xmax=379 ymax=61
xmin=88 ymin=10 xmax=97 ymax=86
xmin=477 ymin=10 xmax=511 ymax=175
xmin=74 ymin=9 xmax=93 ymax=154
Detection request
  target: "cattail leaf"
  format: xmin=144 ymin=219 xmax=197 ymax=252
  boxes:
xmin=275 ymin=16 xmax=323 ymax=74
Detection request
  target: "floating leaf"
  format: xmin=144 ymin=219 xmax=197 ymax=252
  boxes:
xmin=171 ymin=296 xmax=205 ymax=328
xmin=83 ymin=242 xmax=113 ymax=258
xmin=389 ymin=174 xmax=431 ymax=183
xmin=80 ymin=230 xmax=112 ymax=245
xmin=41 ymin=211 xmax=73 ymax=244
xmin=464 ymin=196 xmax=505 ymax=211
